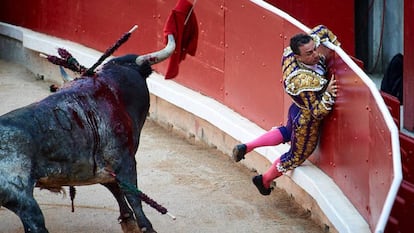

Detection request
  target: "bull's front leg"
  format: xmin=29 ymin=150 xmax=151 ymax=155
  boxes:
xmin=115 ymin=160 xmax=155 ymax=233
xmin=123 ymin=185 xmax=155 ymax=233
xmin=101 ymin=182 xmax=142 ymax=233
xmin=125 ymin=191 xmax=156 ymax=233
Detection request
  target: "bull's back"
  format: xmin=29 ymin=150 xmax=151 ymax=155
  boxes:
xmin=1 ymin=76 xmax=143 ymax=174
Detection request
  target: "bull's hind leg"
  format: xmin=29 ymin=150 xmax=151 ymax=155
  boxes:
xmin=3 ymin=191 xmax=48 ymax=233
xmin=101 ymin=182 xmax=142 ymax=233
xmin=0 ymin=150 xmax=48 ymax=233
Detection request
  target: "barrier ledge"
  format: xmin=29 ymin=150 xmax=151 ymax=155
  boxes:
xmin=0 ymin=21 xmax=369 ymax=233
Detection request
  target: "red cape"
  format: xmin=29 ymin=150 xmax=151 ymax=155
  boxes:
xmin=163 ymin=0 xmax=198 ymax=79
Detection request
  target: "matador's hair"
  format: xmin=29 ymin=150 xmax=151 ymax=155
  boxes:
xmin=290 ymin=34 xmax=313 ymax=55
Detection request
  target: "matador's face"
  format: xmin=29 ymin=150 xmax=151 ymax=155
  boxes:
xmin=295 ymin=40 xmax=320 ymax=66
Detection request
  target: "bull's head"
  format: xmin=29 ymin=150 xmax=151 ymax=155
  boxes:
xmin=44 ymin=30 xmax=176 ymax=86
xmin=104 ymin=33 xmax=176 ymax=80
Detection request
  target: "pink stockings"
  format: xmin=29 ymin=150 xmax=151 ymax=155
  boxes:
xmin=245 ymin=128 xmax=284 ymax=188
xmin=262 ymin=158 xmax=283 ymax=188
xmin=245 ymin=127 xmax=285 ymax=152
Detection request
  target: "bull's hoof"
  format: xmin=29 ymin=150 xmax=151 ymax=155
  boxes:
xmin=141 ymin=227 xmax=157 ymax=233
xmin=120 ymin=218 xmax=142 ymax=233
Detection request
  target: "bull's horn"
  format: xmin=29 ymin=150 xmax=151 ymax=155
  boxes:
xmin=136 ymin=34 xmax=176 ymax=65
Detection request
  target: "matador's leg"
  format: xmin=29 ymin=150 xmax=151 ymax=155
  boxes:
xmin=232 ymin=127 xmax=289 ymax=162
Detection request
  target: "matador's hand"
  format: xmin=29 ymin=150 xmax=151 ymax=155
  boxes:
xmin=327 ymin=74 xmax=337 ymax=97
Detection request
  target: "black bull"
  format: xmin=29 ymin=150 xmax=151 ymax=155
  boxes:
xmin=0 ymin=55 xmax=158 ymax=233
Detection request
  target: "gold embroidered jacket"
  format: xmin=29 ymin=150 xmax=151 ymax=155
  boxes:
xmin=277 ymin=25 xmax=340 ymax=172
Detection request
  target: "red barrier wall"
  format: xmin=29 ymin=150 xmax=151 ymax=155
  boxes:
xmin=310 ymin=55 xmax=394 ymax=228
xmin=0 ymin=0 xmax=394 ymax=231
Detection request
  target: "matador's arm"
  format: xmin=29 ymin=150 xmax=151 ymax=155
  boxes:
xmin=309 ymin=25 xmax=341 ymax=47
xmin=299 ymin=89 xmax=335 ymax=120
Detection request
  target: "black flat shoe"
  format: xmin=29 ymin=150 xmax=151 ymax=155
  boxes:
xmin=252 ymin=175 xmax=272 ymax=196
xmin=232 ymin=144 xmax=247 ymax=162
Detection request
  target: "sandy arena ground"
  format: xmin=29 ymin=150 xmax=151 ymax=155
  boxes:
xmin=0 ymin=60 xmax=324 ymax=233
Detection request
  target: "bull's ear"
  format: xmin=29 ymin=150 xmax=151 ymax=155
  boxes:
xmin=138 ymin=60 xmax=153 ymax=78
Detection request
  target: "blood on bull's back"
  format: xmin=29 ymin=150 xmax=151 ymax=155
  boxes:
xmin=0 ymin=57 xmax=155 ymax=233
xmin=1 ymin=60 xmax=150 ymax=189
xmin=0 ymin=32 xmax=175 ymax=232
